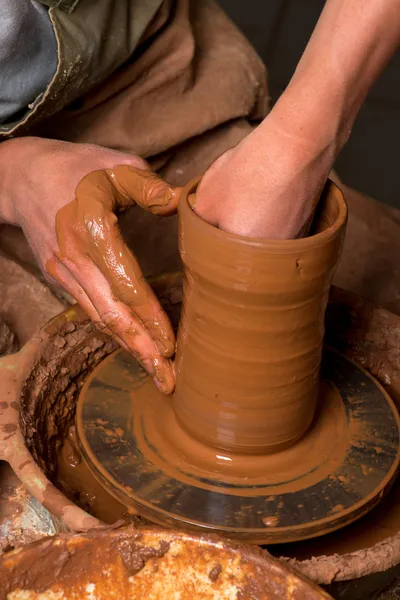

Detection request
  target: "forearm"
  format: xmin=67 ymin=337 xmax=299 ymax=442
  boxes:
xmin=0 ymin=139 xmax=20 ymax=225
xmin=0 ymin=137 xmax=61 ymax=226
xmin=265 ymin=0 xmax=400 ymax=156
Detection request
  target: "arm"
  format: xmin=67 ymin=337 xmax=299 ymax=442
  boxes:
xmin=195 ymin=0 xmax=400 ymax=238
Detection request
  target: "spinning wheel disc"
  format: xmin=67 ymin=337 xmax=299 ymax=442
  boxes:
xmin=76 ymin=348 xmax=400 ymax=544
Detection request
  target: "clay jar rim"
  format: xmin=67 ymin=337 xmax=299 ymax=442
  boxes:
xmin=179 ymin=177 xmax=348 ymax=251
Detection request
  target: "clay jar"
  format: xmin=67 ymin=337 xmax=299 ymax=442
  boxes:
xmin=173 ymin=179 xmax=347 ymax=454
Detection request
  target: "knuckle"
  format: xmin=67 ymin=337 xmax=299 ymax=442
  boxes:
xmin=101 ymin=310 xmax=124 ymax=331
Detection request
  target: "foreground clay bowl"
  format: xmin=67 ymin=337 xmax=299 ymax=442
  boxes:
xmin=0 ymin=524 xmax=332 ymax=599
xmin=0 ymin=274 xmax=400 ymax=596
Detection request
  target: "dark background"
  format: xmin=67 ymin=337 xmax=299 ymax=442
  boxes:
xmin=218 ymin=0 xmax=400 ymax=208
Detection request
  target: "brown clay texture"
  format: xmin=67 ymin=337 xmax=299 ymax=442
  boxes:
xmin=0 ymin=524 xmax=332 ymax=599
xmin=173 ymin=179 xmax=347 ymax=453
xmin=273 ymin=287 xmax=400 ymax=584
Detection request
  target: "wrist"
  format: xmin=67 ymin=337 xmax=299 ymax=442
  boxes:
xmin=271 ymin=69 xmax=352 ymax=163
xmin=0 ymin=139 xmax=25 ymax=224
xmin=0 ymin=137 xmax=47 ymax=225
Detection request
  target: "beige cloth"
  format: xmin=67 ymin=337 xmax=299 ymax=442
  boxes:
xmin=32 ymin=0 xmax=268 ymax=158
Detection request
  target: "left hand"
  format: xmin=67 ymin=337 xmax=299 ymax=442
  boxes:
xmin=0 ymin=137 xmax=179 ymax=394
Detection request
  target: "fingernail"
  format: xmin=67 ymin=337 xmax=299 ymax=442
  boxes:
xmin=155 ymin=373 xmax=175 ymax=395
xmin=155 ymin=377 xmax=169 ymax=394
xmin=188 ymin=192 xmax=196 ymax=209
xmin=150 ymin=187 xmax=176 ymax=212
xmin=152 ymin=357 xmax=175 ymax=395
xmin=154 ymin=335 xmax=175 ymax=358
xmin=145 ymin=319 xmax=175 ymax=357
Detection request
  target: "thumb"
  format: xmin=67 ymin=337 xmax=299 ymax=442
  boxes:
xmin=106 ymin=165 xmax=180 ymax=215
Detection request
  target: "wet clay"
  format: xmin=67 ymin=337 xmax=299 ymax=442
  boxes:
xmin=173 ymin=179 xmax=347 ymax=453
xmin=7 ymin=275 xmax=400 ymax=585
xmin=13 ymin=278 xmax=181 ymax=531
xmin=46 ymin=165 xmax=180 ymax=394
xmin=277 ymin=475 xmax=400 ymax=561
xmin=272 ymin=286 xmax=400 ymax=561
xmin=76 ymin=342 xmax=400 ymax=544
xmin=18 ymin=311 xmax=129 ymax=525
xmin=56 ymin=424 xmax=127 ymax=524
xmin=132 ymin=376 xmax=351 ymax=494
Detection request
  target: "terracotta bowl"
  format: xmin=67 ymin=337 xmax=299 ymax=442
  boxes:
xmin=0 ymin=274 xmax=399 ymax=597
xmin=0 ymin=524 xmax=332 ymax=599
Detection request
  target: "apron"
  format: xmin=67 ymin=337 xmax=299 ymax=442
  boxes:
xmin=0 ymin=0 xmax=269 ymax=163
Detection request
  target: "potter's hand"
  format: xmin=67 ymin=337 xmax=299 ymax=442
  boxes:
xmin=194 ymin=118 xmax=334 ymax=240
xmin=0 ymin=137 xmax=178 ymax=394
xmin=195 ymin=0 xmax=400 ymax=239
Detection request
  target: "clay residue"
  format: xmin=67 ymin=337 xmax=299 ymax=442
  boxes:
xmin=276 ymin=457 xmax=400 ymax=562
xmin=208 ymin=564 xmax=222 ymax=582
xmin=0 ymin=524 xmax=330 ymax=599
xmin=56 ymin=425 xmax=126 ymax=524
xmin=19 ymin=312 xmax=126 ymax=523
xmin=270 ymin=286 xmax=400 ymax=581
xmin=325 ymin=286 xmax=400 ymax=410
xmin=130 ymin=374 xmax=350 ymax=496
xmin=282 ymin=534 xmax=400 ymax=586
xmin=173 ymin=179 xmax=347 ymax=454
xmin=12 ymin=270 xmax=400 ymax=587
xmin=16 ymin=279 xmax=182 ymax=529
xmin=0 ymin=525 xmax=159 ymax=596
xmin=111 ymin=536 xmax=170 ymax=576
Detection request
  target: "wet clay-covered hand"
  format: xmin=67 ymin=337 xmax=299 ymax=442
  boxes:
xmin=0 ymin=137 xmax=178 ymax=393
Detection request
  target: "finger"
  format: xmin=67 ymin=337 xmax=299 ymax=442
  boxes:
xmin=59 ymin=253 xmax=175 ymax=395
xmin=54 ymin=166 xmax=178 ymax=387
xmin=86 ymin=209 xmax=176 ymax=358
xmin=57 ymin=182 xmax=176 ymax=358
xmin=47 ymin=257 xmax=173 ymax=391
xmin=105 ymin=165 xmax=181 ymax=215
xmin=57 ymin=172 xmax=176 ymax=357
xmin=45 ymin=256 xmax=101 ymax=323
xmin=46 ymin=257 xmax=134 ymax=353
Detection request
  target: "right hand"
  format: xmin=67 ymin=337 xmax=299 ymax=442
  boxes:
xmin=0 ymin=137 xmax=179 ymax=394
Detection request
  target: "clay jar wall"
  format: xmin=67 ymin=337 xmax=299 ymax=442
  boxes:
xmin=173 ymin=179 xmax=347 ymax=454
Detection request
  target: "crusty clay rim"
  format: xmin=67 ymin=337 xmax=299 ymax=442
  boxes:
xmin=0 ymin=308 xmax=100 ymax=533
xmin=180 ymin=177 xmax=348 ymax=252
xmin=0 ymin=296 xmax=400 ymax=584
xmin=0 ymin=525 xmax=333 ymax=598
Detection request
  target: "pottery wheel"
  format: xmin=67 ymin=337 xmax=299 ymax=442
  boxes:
xmin=76 ymin=348 xmax=400 ymax=544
